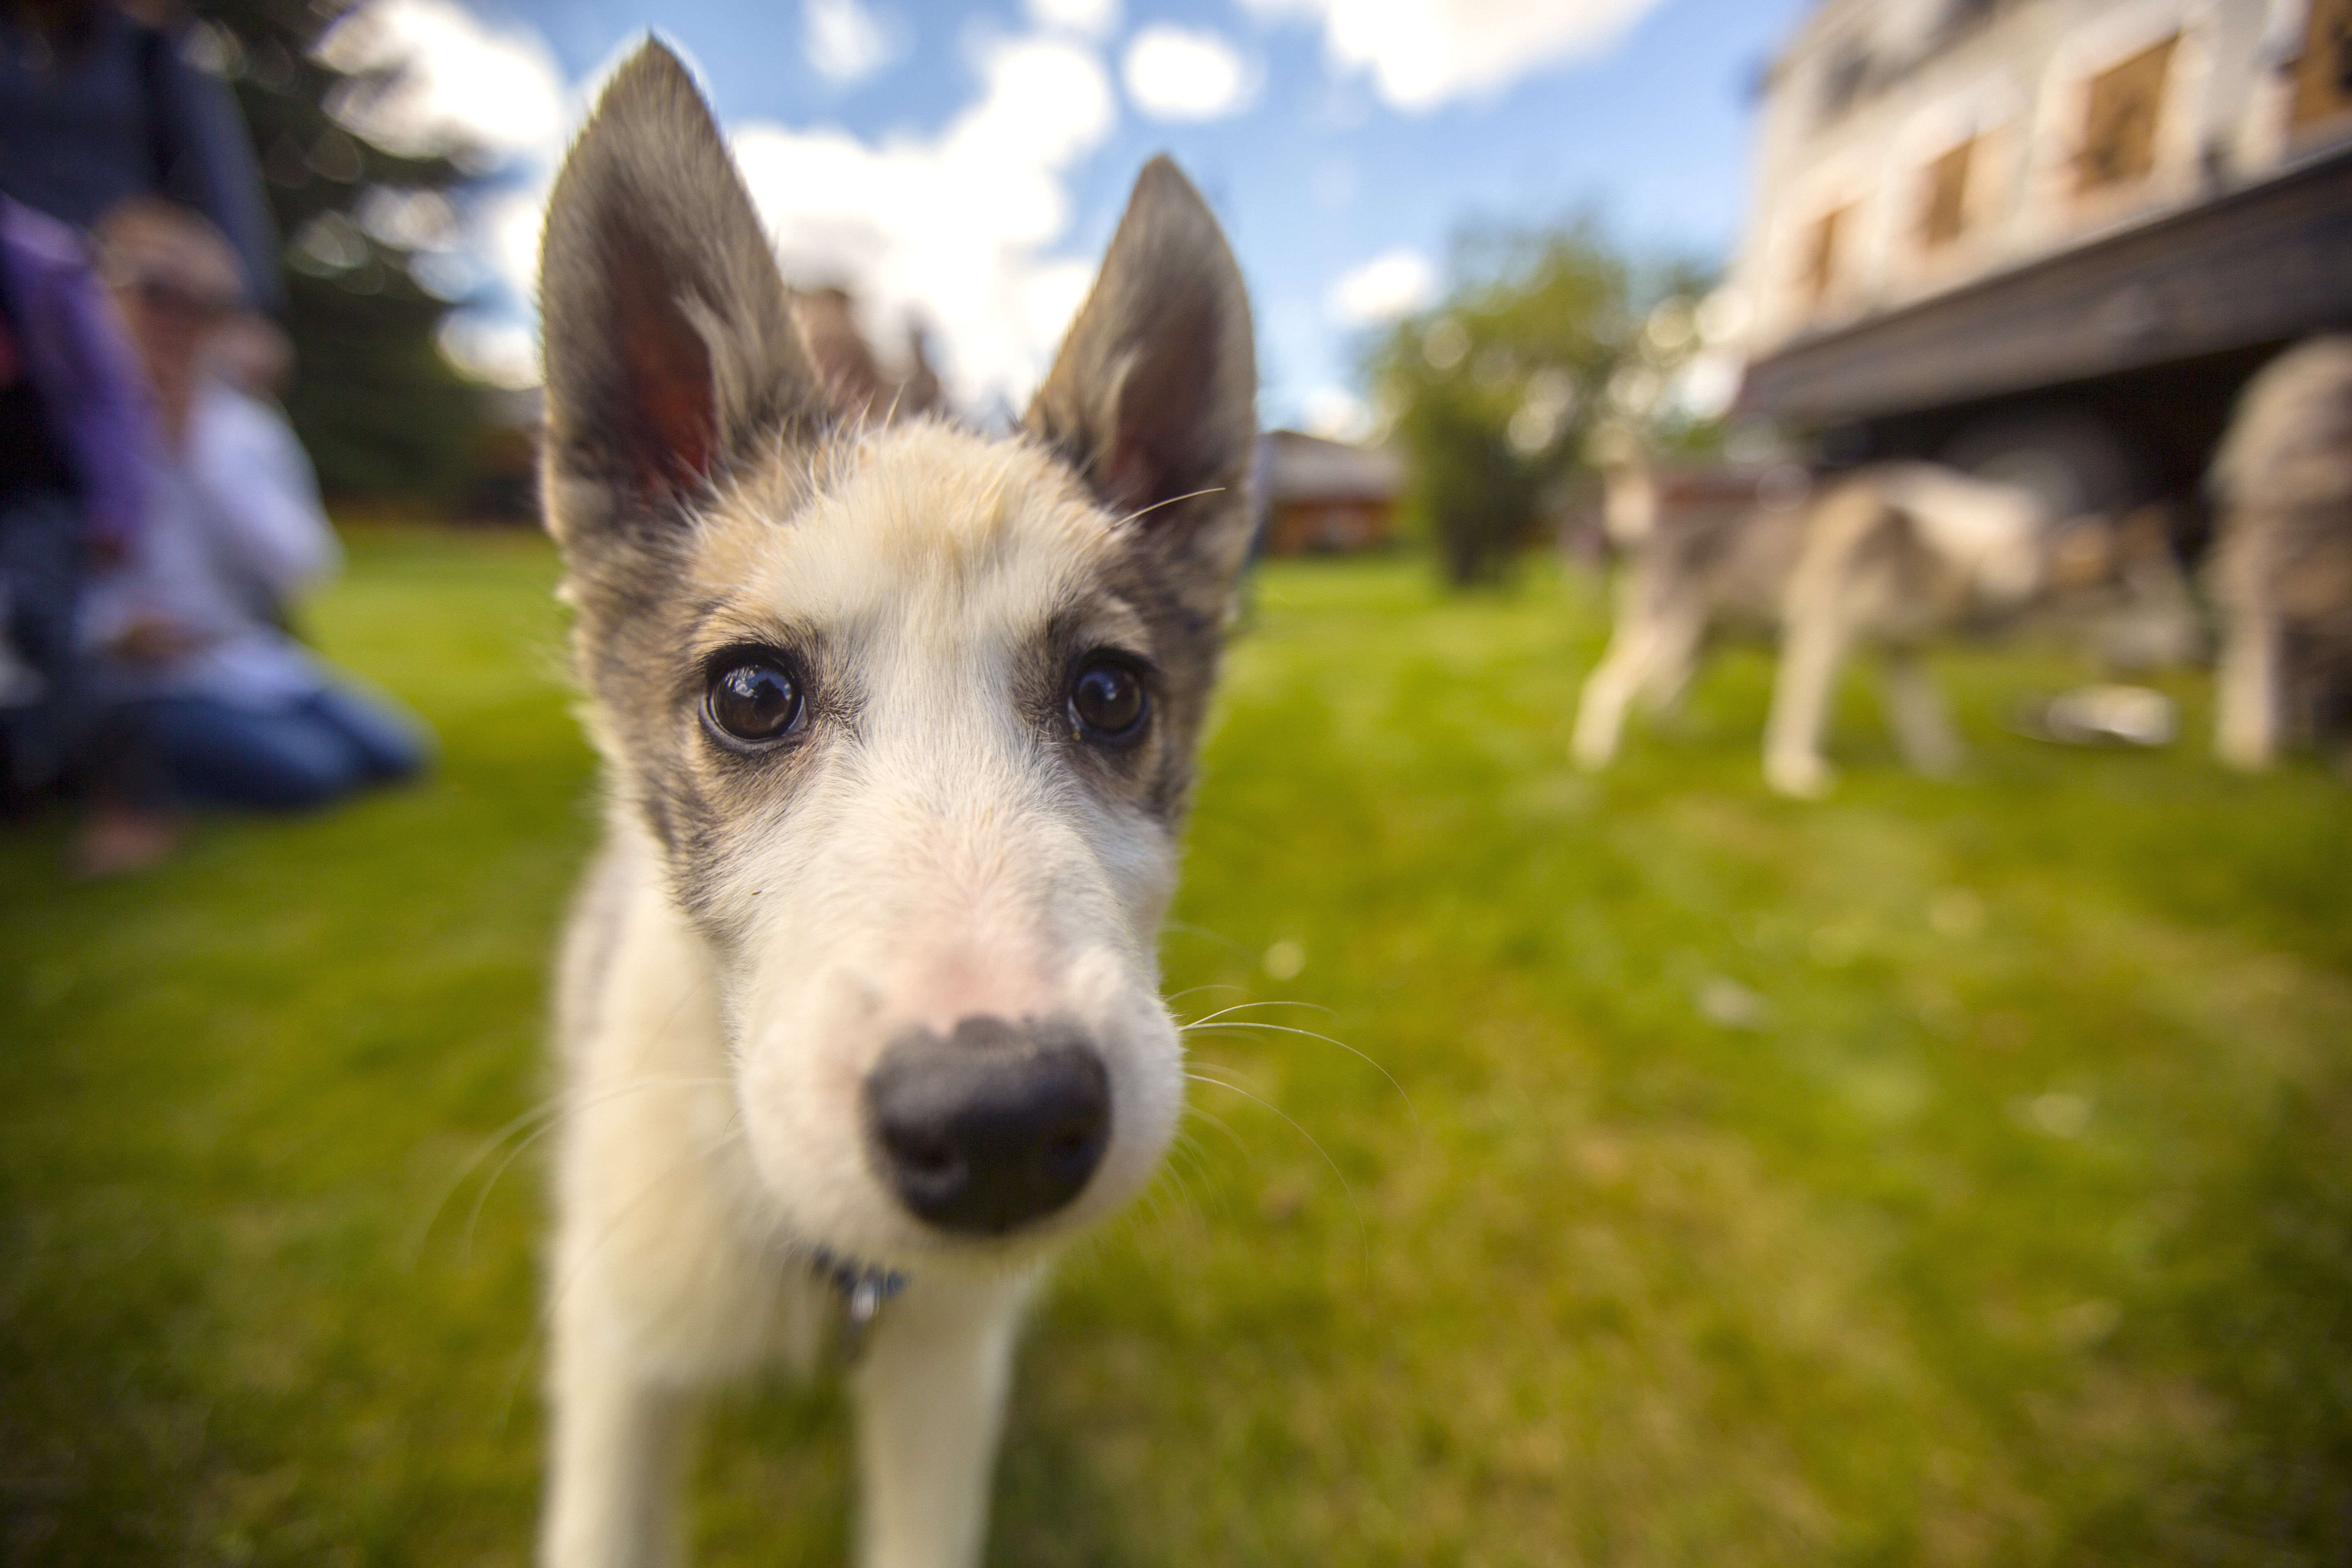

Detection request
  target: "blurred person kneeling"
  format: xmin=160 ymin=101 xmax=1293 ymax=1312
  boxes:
xmin=79 ymin=200 xmax=428 ymax=862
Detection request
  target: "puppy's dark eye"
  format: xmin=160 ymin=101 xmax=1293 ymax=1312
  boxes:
xmin=1069 ymin=654 xmax=1148 ymax=744
xmin=706 ymin=656 xmax=804 ymax=744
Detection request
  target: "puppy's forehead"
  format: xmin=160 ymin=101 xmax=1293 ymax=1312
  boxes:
xmin=690 ymin=422 xmax=1131 ymax=639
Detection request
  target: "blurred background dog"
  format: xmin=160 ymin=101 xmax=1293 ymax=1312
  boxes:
xmin=2208 ymin=335 xmax=2352 ymax=771
xmin=1570 ymin=439 xmax=2196 ymax=795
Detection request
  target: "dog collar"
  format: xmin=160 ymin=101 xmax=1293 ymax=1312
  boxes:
xmin=810 ymin=1249 xmax=909 ymax=1363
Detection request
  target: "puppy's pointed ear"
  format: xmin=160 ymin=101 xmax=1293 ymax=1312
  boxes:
xmin=538 ymin=42 xmax=823 ymax=543
xmin=1027 ymin=157 xmax=1257 ymax=615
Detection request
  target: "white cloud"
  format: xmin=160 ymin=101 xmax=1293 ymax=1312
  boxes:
xmin=1326 ymin=247 xmax=1436 ymax=325
xmin=1025 ymin=0 xmax=1120 ymax=39
xmin=369 ymin=12 xmax=1119 ymax=408
xmin=316 ymin=0 xmax=568 ymax=158
xmin=1122 ymin=25 xmax=1256 ymax=121
xmin=428 ymin=184 xmax=551 ymax=380
xmin=728 ymin=34 xmax=1118 ymax=403
xmin=804 ymin=0 xmax=901 ymax=84
xmin=317 ymin=0 xmax=575 ymax=385
xmin=1240 ymin=0 xmax=1667 ymax=112
xmin=1018 ymin=261 xmax=1100 ymax=354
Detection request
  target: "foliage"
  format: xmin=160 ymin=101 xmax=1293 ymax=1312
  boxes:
xmin=189 ymin=0 xmax=490 ymax=502
xmin=1365 ymin=219 xmax=1715 ymax=586
xmin=3 ymin=539 xmax=2351 ymax=1562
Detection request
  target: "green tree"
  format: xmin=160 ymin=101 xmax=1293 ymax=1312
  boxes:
xmin=1364 ymin=219 xmax=1713 ymax=586
xmin=189 ymin=0 xmax=490 ymax=504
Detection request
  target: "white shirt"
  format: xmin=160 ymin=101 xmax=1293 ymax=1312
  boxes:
xmin=83 ymin=380 xmax=343 ymax=710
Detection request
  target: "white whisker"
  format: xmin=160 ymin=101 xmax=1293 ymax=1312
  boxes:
xmin=500 ymin=1109 xmax=748 ymax=1434
xmin=408 ymin=1073 xmax=738 ymax=1271
xmin=1164 ymin=981 xmax=1254 ymax=1006
xmin=1112 ymin=486 xmax=1225 ymax=530
xmin=459 ymin=1076 xmax=737 ymax=1266
xmin=1181 ymin=1071 xmax=1369 ymax=1283
xmin=1180 ymin=998 xmax=1338 ymax=1028
xmin=1180 ymin=1020 xmax=1421 ymax=1140
xmin=1181 ymin=1102 xmax=1257 ymax=1167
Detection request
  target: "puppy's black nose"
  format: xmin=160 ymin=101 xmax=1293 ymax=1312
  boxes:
xmin=864 ymin=1016 xmax=1111 ymax=1235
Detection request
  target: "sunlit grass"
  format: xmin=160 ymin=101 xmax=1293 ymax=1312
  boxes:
xmin=2 ymin=534 xmax=2346 ymax=1565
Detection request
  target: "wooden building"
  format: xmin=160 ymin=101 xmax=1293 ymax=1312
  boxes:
xmin=1256 ymin=429 xmax=1404 ymax=556
xmin=1729 ymin=0 xmax=2352 ymax=514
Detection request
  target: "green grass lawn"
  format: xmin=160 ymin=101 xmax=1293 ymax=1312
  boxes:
xmin=4 ymin=531 xmax=2349 ymax=1566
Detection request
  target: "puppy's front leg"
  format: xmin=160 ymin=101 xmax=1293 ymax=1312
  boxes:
xmin=543 ymin=1296 xmax=696 ymax=1568
xmin=853 ymin=1273 xmax=1033 ymax=1568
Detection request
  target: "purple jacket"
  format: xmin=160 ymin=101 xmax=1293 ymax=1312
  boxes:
xmin=0 ymin=196 xmax=148 ymax=550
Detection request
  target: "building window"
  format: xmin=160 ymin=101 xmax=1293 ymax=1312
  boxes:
xmin=1920 ymin=138 xmax=1975 ymax=248
xmin=2077 ymin=33 xmax=2179 ymax=193
xmin=1804 ymin=204 xmax=1850 ymax=304
xmin=2290 ymin=0 xmax=2352 ymax=135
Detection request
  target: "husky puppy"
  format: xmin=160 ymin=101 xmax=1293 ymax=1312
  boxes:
xmin=1571 ymin=454 xmax=2051 ymax=797
xmin=2208 ymin=336 xmax=2352 ymax=770
xmin=534 ymin=45 xmax=1255 ymax=1568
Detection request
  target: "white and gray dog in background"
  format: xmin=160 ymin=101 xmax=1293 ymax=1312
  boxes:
xmin=2208 ymin=335 xmax=2352 ymax=771
xmin=1572 ymin=446 xmax=2054 ymax=797
xmin=533 ymin=44 xmax=1256 ymax=1568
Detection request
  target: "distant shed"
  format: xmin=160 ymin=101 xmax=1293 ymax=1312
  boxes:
xmin=1257 ymin=429 xmax=1404 ymax=556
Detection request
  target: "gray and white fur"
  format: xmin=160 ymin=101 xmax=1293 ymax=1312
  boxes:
xmin=535 ymin=44 xmax=1255 ymax=1567
xmin=2207 ymin=336 xmax=2352 ymax=770
xmin=1571 ymin=453 xmax=2051 ymax=797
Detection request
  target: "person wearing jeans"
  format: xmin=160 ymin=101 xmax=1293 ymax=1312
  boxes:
xmin=77 ymin=200 xmax=427 ymax=869
xmin=128 ymin=684 xmax=424 ymax=810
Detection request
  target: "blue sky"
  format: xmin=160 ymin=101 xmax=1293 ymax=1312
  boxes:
xmin=334 ymin=0 xmax=1811 ymax=430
